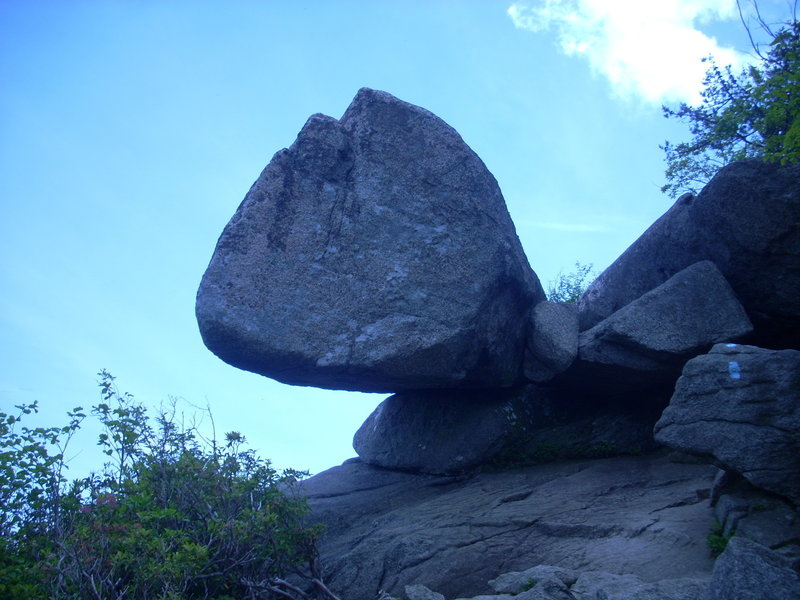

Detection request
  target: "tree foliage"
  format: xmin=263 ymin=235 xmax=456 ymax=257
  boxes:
xmin=0 ymin=371 xmax=338 ymax=600
xmin=546 ymin=261 xmax=596 ymax=303
xmin=661 ymin=4 xmax=799 ymax=197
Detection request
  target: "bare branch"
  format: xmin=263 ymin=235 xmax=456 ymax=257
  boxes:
xmin=738 ymin=0 xmax=766 ymax=59
xmin=312 ymin=577 xmax=344 ymax=600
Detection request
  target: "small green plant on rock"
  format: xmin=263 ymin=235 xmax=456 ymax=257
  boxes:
xmin=520 ymin=577 xmax=539 ymax=592
xmin=707 ymin=521 xmax=734 ymax=557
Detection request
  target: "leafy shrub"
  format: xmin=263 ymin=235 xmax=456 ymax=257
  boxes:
xmin=0 ymin=371 xmax=338 ymax=600
xmin=546 ymin=262 xmax=596 ymax=303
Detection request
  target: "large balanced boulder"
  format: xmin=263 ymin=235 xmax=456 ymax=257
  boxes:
xmin=654 ymin=344 xmax=800 ymax=504
xmin=196 ymin=88 xmax=543 ymax=392
xmin=577 ymin=160 xmax=800 ymax=348
xmin=570 ymin=260 xmax=752 ymax=397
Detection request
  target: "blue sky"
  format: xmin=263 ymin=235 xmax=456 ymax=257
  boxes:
xmin=0 ymin=0 xmax=783 ymax=475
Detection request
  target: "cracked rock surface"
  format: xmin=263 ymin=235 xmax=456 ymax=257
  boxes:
xmin=196 ymin=88 xmax=543 ymax=392
xmin=299 ymin=452 xmax=717 ymax=600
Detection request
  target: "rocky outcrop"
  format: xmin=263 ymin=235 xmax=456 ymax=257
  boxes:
xmin=351 ymin=260 xmax=755 ymax=476
xmin=571 ymin=260 xmax=752 ymax=397
xmin=577 ymin=160 xmax=800 ymax=348
xmin=524 ymin=302 xmax=579 ymax=383
xmin=654 ymin=344 xmax=800 ymax=504
xmin=196 ymin=88 xmax=543 ymax=393
xmin=300 ymin=453 xmax=717 ymax=600
xmin=195 ymin=87 xmax=800 ymax=599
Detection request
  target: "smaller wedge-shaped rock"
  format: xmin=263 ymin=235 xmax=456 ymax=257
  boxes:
xmin=572 ymin=260 xmax=752 ymax=396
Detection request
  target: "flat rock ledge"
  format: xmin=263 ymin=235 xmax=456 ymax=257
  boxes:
xmin=300 ymin=452 xmax=717 ymax=600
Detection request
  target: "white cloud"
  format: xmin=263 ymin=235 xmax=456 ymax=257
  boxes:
xmin=508 ymin=0 xmax=751 ymax=104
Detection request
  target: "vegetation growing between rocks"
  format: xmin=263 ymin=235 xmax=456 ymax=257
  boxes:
xmin=0 ymin=371 xmax=338 ymax=600
xmin=546 ymin=261 xmax=596 ymax=303
xmin=662 ymin=2 xmax=799 ymax=197
xmin=520 ymin=578 xmax=538 ymax=592
xmin=707 ymin=521 xmax=734 ymax=557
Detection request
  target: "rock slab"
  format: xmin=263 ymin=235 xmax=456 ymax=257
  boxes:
xmin=300 ymin=453 xmax=717 ymax=600
xmin=197 ymin=88 xmax=543 ymax=392
xmin=654 ymin=343 xmax=800 ymax=504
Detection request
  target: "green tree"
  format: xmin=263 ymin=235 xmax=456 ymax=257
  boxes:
xmin=0 ymin=372 xmax=339 ymax=600
xmin=661 ymin=4 xmax=799 ymax=198
xmin=546 ymin=261 xmax=596 ymax=303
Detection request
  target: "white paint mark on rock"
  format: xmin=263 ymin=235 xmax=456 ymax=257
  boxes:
xmin=728 ymin=361 xmax=741 ymax=379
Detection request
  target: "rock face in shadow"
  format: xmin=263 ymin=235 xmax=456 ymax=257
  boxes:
xmin=654 ymin=343 xmax=800 ymax=504
xmin=352 ymin=385 xmax=661 ymax=474
xmin=196 ymin=88 xmax=543 ymax=393
xmin=577 ymin=160 xmax=800 ymax=348
xmin=300 ymin=453 xmax=717 ymax=600
xmin=352 ymin=388 xmax=523 ymax=474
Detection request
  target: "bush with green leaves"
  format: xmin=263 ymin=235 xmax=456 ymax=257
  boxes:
xmin=0 ymin=370 xmax=338 ymax=600
xmin=662 ymin=6 xmax=799 ymax=197
xmin=546 ymin=262 xmax=596 ymax=303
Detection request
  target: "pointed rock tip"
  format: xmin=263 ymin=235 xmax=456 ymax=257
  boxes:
xmin=343 ymin=87 xmax=428 ymax=123
xmin=297 ymin=112 xmax=340 ymax=136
